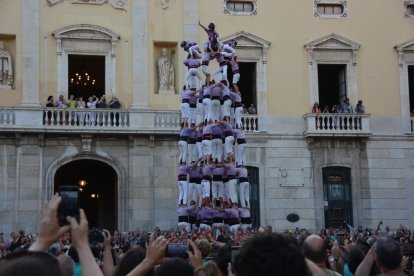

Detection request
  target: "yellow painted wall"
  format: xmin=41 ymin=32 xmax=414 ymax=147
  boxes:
xmin=0 ymin=0 xmax=22 ymax=105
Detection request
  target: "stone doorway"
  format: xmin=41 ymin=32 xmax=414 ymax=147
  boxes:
xmin=54 ymin=159 xmax=118 ymax=231
xmin=318 ymin=64 xmax=347 ymax=111
xmin=322 ymin=166 xmax=353 ymax=228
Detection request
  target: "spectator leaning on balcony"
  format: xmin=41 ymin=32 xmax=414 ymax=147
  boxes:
xmin=248 ymin=104 xmax=257 ymax=114
xmin=312 ymin=102 xmax=321 ymax=113
xmin=340 ymin=97 xmax=354 ymax=114
xmin=68 ymin=95 xmax=76 ymax=109
xmin=355 ymin=100 xmax=365 ymax=114
xmin=46 ymin=95 xmax=54 ymax=107
xmin=55 ymin=95 xmax=67 ymax=108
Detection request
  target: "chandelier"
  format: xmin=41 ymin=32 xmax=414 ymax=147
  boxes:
xmin=70 ymin=71 xmax=96 ymax=86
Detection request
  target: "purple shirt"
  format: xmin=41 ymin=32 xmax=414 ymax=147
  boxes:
xmin=221 ymin=122 xmax=233 ymax=133
xmin=211 ymin=124 xmax=223 ymax=136
xmin=221 ymin=85 xmax=230 ymax=97
xmin=184 ymin=58 xmax=201 ymax=69
xmin=239 ymin=208 xmax=250 ymax=218
xmin=202 ymin=53 xmax=212 ymax=63
xmin=180 ymin=127 xmax=191 ymax=137
xmin=203 ymin=124 xmax=213 ymax=136
xmin=188 ymin=207 xmax=199 ymax=217
xmin=236 ymin=167 xmax=248 ymax=178
xmin=212 ymin=167 xmax=225 ymax=176
xmin=225 ymin=208 xmax=240 ymax=219
xmin=211 ymin=209 xmax=225 ymax=218
xmin=233 ymin=129 xmax=246 ymax=139
xmin=177 ymin=164 xmax=192 ymax=176
xmin=199 ymin=207 xmax=216 ymax=220
xmin=204 ymin=29 xmax=219 ymax=42
xmin=203 ymin=86 xmax=212 ymax=97
xmin=230 ymin=60 xmax=239 ymax=72
xmin=230 ymin=92 xmax=241 ymax=103
xmin=189 ymin=94 xmax=198 ymax=105
xmin=181 ymin=89 xmax=193 ymax=100
xmin=198 ymin=88 xmax=204 ymax=100
xmin=215 ymin=53 xmax=225 ymax=63
xmin=189 ymin=167 xmax=202 ymax=178
xmin=202 ymin=164 xmax=215 ymax=176
xmin=225 ymin=164 xmax=237 ymax=176
xmin=197 ymin=128 xmax=203 ymax=140
xmin=188 ymin=129 xmax=198 ymax=140
xmin=210 ymin=86 xmax=222 ymax=98
xmin=177 ymin=205 xmax=196 ymax=216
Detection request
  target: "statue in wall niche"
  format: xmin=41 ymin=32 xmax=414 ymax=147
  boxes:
xmin=157 ymin=47 xmax=175 ymax=93
xmin=161 ymin=0 xmax=170 ymax=9
xmin=0 ymin=41 xmax=13 ymax=88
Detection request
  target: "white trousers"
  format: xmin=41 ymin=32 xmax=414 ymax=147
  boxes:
xmin=232 ymin=73 xmax=240 ymax=84
xmin=178 ymin=180 xmax=188 ymax=205
xmin=211 ymin=99 xmax=221 ymax=122
xmin=221 ymin=99 xmax=232 ymax=119
xmin=201 ymin=179 xmax=211 ymax=198
xmin=236 ymin=143 xmax=246 ymax=166
xmin=197 ymin=101 xmax=205 ymax=125
xmin=202 ymin=98 xmax=212 ymax=122
xmin=187 ymin=181 xmax=198 ymax=204
xmin=224 ymin=136 xmax=235 ymax=155
xmin=178 ymin=222 xmax=191 ymax=232
xmin=229 ymin=224 xmax=240 ymax=234
xmin=202 ymin=139 xmax=212 ymax=156
xmin=188 ymin=143 xmax=197 ymax=163
xmin=211 ymin=138 xmax=223 ymax=162
xmin=239 ymin=181 xmax=250 ymax=208
xmin=234 ymin=107 xmax=243 ymax=128
xmin=240 ymin=223 xmax=252 ymax=233
xmin=211 ymin=180 xmax=224 ymax=199
xmin=188 ymin=45 xmax=202 ymax=58
xmin=185 ymin=68 xmax=202 ymax=89
xmin=196 ymin=141 xmax=203 ymax=159
xmin=227 ymin=179 xmax=238 ymax=204
xmin=181 ymin=102 xmax=190 ymax=120
xmin=189 ymin=107 xmax=197 ymax=125
xmin=178 ymin=140 xmax=188 ymax=163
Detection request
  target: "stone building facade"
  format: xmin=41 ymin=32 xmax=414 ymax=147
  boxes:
xmin=0 ymin=0 xmax=413 ymax=234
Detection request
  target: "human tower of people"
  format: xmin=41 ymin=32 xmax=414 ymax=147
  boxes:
xmin=175 ymin=22 xmax=252 ymax=236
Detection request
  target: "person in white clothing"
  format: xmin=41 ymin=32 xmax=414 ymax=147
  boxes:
xmin=86 ymin=95 xmax=98 ymax=126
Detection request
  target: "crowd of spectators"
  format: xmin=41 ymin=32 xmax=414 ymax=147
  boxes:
xmin=1 ymin=198 xmax=413 ymax=276
xmin=312 ymin=98 xmax=365 ymax=115
xmin=44 ymin=94 xmax=123 ymax=126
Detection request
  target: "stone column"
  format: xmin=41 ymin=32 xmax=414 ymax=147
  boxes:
xmin=131 ymin=0 xmax=150 ymax=109
xmin=183 ymin=0 xmax=199 ymax=84
xmin=20 ymin=0 xmax=41 ymax=107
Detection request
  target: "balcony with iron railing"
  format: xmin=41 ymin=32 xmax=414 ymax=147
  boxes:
xmin=304 ymin=113 xmax=372 ymax=137
xmin=0 ymin=107 xmax=259 ymax=134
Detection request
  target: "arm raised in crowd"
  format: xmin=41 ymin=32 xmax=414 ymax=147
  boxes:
xmin=355 ymin=242 xmax=376 ymax=276
xmin=127 ymin=235 xmax=169 ymax=276
xmin=68 ymin=209 xmax=103 ymax=276
xmin=102 ymin=229 xmax=115 ymax=276
xmin=29 ymin=194 xmax=71 ymax=252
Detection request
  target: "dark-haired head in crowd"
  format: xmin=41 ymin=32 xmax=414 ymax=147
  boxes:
xmin=233 ymin=233 xmax=311 ymax=276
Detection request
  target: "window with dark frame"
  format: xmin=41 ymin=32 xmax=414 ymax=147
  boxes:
xmin=226 ymin=1 xmax=254 ymax=12
xmin=407 ymin=4 xmax=414 ymax=16
xmin=316 ymin=3 xmax=344 ymax=15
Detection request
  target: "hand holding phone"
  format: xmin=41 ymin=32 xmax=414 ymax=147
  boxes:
xmin=57 ymin=186 xmax=80 ymax=226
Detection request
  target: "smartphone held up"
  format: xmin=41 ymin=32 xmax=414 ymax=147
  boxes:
xmin=57 ymin=186 xmax=80 ymax=226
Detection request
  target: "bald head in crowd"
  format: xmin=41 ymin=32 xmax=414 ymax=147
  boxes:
xmin=303 ymin=234 xmax=327 ymax=265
